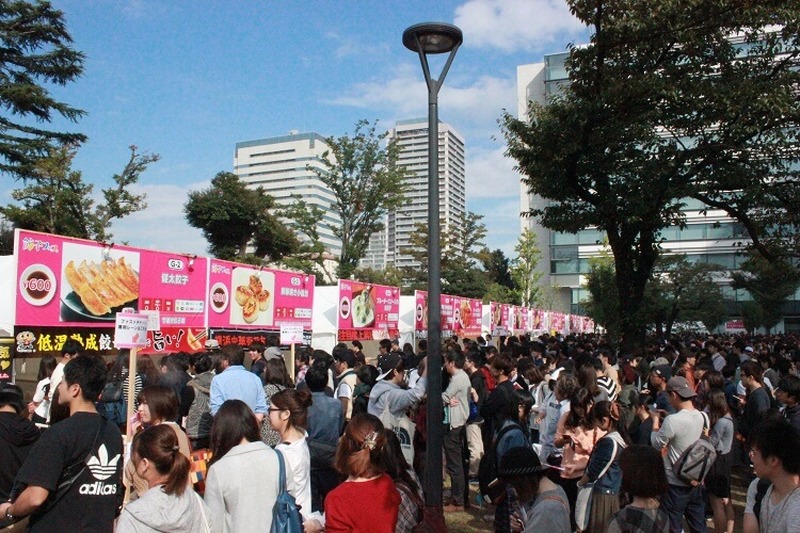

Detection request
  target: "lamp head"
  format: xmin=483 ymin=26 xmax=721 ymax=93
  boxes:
xmin=403 ymin=23 xmax=463 ymax=54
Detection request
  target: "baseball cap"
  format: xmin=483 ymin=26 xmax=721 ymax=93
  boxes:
xmin=744 ymin=346 xmax=754 ymax=353
xmin=666 ymin=376 xmax=696 ymax=399
xmin=652 ymin=364 xmax=672 ymax=380
xmin=377 ymin=352 xmax=402 ymax=381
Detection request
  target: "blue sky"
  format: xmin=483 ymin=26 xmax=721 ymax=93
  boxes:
xmin=6 ymin=0 xmax=589 ymax=259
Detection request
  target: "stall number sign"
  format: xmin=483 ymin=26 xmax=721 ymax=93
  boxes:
xmin=280 ymin=324 xmax=304 ymax=345
xmin=114 ymin=312 xmax=149 ymax=348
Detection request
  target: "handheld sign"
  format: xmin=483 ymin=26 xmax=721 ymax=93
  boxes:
xmin=114 ymin=309 xmax=149 ymax=348
xmin=280 ymin=324 xmax=304 ymax=381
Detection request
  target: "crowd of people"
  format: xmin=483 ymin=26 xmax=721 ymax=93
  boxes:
xmin=1 ymin=332 xmax=800 ymax=532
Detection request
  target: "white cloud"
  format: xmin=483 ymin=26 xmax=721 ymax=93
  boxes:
xmin=326 ymin=64 xmax=516 ymax=140
xmin=108 ymin=181 xmax=209 ymax=255
xmin=467 ymin=145 xmax=523 ymax=199
xmin=454 ymin=0 xmax=583 ymax=52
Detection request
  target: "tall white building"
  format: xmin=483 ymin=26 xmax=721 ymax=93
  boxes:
xmin=361 ymin=118 xmax=467 ymax=270
xmin=234 ymin=131 xmax=342 ymax=256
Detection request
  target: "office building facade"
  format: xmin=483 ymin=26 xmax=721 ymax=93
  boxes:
xmin=234 ymin=131 xmax=342 ymax=257
xmin=361 ymin=118 xmax=467 ymax=270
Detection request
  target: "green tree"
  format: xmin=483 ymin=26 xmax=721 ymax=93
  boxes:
xmin=184 ymin=172 xmax=298 ymax=263
xmin=401 ymin=212 xmax=488 ymax=298
xmin=350 ymin=265 xmax=405 ymax=289
xmin=0 ymin=0 xmax=86 ymax=178
xmin=290 ymin=120 xmax=407 ymax=280
xmin=479 ymin=248 xmax=514 ymax=289
xmin=510 ymin=229 xmax=544 ymax=307
xmin=1 ymin=145 xmax=157 ymax=240
xmin=482 ymin=282 xmax=517 ymax=305
xmin=502 ymin=0 xmax=800 ymax=351
xmin=582 ymin=252 xmax=620 ymax=339
xmin=278 ymin=197 xmax=336 ymax=283
xmin=644 ymin=256 xmax=726 ymax=336
xmin=731 ymin=253 xmax=800 ymax=332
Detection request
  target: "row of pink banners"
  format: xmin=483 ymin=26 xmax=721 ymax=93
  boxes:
xmin=14 ymin=230 xmax=314 ymax=355
xmin=489 ymin=303 xmax=595 ymax=336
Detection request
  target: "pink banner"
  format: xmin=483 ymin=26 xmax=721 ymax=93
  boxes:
xmin=337 ymin=280 xmax=399 ymax=341
xmin=207 ymin=259 xmax=314 ymax=330
xmin=451 ymin=296 xmax=482 ymax=338
xmin=15 ymin=230 xmax=206 ymax=327
xmin=414 ymin=291 xmax=482 ymax=339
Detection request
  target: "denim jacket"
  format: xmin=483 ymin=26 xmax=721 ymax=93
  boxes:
xmin=585 ymin=431 xmax=625 ymax=493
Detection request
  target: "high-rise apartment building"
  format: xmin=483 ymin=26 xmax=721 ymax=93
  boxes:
xmin=517 ymin=52 xmax=799 ymax=332
xmin=361 ymin=118 xmax=467 ymax=270
xmin=234 ymin=131 xmax=342 ymax=257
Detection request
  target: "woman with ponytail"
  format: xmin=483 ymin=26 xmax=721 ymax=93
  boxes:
xmin=577 ymin=400 xmax=627 ymax=532
xmin=268 ymin=388 xmax=313 ymax=521
xmin=324 ymin=413 xmax=400 ymax=532
xmin=117 ymin=424 xmax=212 ymax=532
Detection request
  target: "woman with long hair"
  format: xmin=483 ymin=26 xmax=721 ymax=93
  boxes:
xmin=578 ymin=401 xmax=627 ymax=532
xmin=28 ymin=355 xmax=57 ymax=425
xmin=204 ymin=400 xmax=281 ymax=532
xmin=117 ymin=425 xmax=212 ymax=532
xmin=704 ymin=388 xmax=735 ymax=533
xmin=268 ymin=388 xmax=313 ymax=521
xmin=324 ymin=413 xmax=400 ymax=532
xmin=578 ymin=365 xmax=607 ymax=403
xmin=554 ymin=386 xmax=605 ymax=530
xmin=261 ymin=358 xmax=294 ymax=447
xmin=383 ymin=429 xmax=423 ymax=532
xmin=126 ymin=385 xmax=192 ymax=500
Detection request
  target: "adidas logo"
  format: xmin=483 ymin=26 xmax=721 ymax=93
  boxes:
xmin=87 ymin=444 xmax=120 ymax=481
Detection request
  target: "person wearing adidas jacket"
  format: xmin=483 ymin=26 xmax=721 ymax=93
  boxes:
xmin=650 ymin=376 xmax=707 ymax=533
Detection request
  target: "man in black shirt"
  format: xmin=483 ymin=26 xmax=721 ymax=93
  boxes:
xmin=1 ymin=355 xmax=123 ymax=532
xmin=0 ymin=384 xmax=39 ymax=503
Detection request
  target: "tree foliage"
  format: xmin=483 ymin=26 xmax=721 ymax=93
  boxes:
xmin=510 ymin=229 xmax=543 ymax=307
xmin=582 ymin=252 xmax=621 ymax=339
xmin=502 ymin=0 xmax=800 ymax=351
xmin=1 ymin=145 xmax=156 ymax=241
xmin=184 ymin=172 xmax=298 ymax=263
xmin=402 ymin=211 xmax=488 ymax=298
xmin=643 ymin=256 xmax=726 ymax=336
xmin=479 ymin=248 xmax=514 ymax=289
xmin=0 ymin=0 xmax=86 ymax=178
xmin=731 ymin=253 xmax=800 ymax=332
xmin=290 ymin=120 xmax=407 ymax=280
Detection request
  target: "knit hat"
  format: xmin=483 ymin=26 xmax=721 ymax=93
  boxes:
xmin=498 ymin=446 xmax=550 ymax=477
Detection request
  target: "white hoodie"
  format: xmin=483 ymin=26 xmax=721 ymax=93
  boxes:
xmin=117 ymin=486 xmax=213 ymax=533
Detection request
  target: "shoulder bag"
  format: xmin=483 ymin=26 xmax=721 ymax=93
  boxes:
xmin=575 ymin=432 xmax=624 ymax=532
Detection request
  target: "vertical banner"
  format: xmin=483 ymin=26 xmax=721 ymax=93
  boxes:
xmin=414 ymin=290 xmax=428 ymax=338
xmin=337 ymin=280 xmax=399 ymax=341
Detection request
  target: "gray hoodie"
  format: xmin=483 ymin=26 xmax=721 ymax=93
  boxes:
xmin=367 ymin=376 xmax=427 ymax=418
xmin=116 ymin=486 xmax=213 ymax=533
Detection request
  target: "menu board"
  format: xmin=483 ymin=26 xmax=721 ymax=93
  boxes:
xmin=489 ymin=302 xmax=511 ymax=336
xmin=208 ymin=259 xmax=314 ymax=330
xmin=337 ymin=280 xmax=399 ymax=341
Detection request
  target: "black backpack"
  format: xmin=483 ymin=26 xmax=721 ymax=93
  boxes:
xmin=477 ymin=422 xmax=525 ymax=504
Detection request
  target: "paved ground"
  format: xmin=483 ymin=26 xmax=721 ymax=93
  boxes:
xmin=444 ymin=467 xmax=752 ymax=532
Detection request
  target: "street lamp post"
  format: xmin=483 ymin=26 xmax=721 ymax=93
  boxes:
xmin=402 ymin=22 xmax=462 ymax=529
